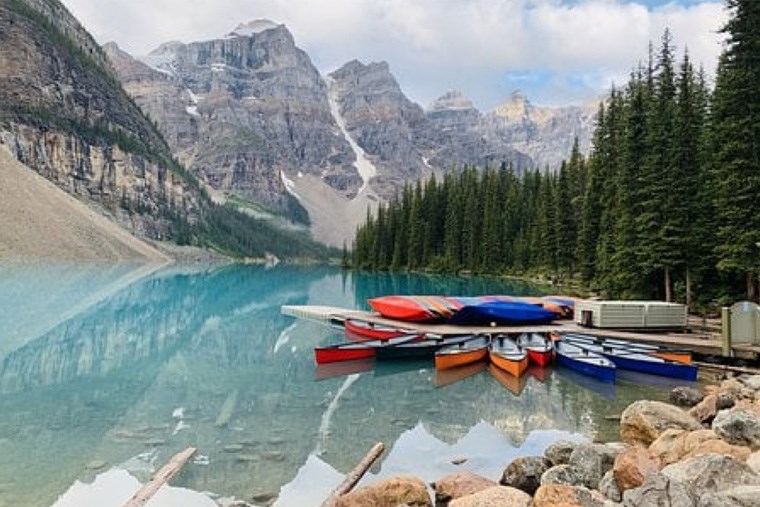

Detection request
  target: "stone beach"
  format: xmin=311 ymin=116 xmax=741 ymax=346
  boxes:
xmin=331 ymin=374 xmax=760 ymax=506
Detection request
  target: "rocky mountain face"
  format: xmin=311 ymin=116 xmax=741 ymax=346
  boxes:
xmin=106 ymin=20 xmax=595 ymax=245
xmin=0 ymin=0 xmax=202 ymax=240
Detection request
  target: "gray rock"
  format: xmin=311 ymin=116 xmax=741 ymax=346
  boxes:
xmin=540 ymin=464 xmax=585 ymax=487
xmin=740 ymin=375 xmax=760 ymax=392
xmin=500 ymin=456 xmax=551 ymax=495
xmin=662 ymin=454 xmax=760 ymax=495
xmin=717 ymin=395 xmax=736 ymax=411
xmin=568 ymin=443 xmax=623 ymax=490
xmin=671 ymin=387 xmax=705 ymax=407
xmin=599 ymin=470 xmax=622 ymax=503
xmin=622 ymin=473 xmax=695 ymax=507
xmin=620 ymin=400 xmax=702 ymax=446
xmin=698 ymin=485 xmax=760 ymax=507
xmin=713 ymin=409 xmax=760 ymax=449
xmin=544 ymin=440 xmax=582 ymax=466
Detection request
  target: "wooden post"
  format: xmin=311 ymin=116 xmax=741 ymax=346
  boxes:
xmin=722 ymin=306 xmax=732 ymax=357
xmin=122 ymin=447 xmax=197 ymax=507
xmin=320 ymin=442 xmax=384 ymax=507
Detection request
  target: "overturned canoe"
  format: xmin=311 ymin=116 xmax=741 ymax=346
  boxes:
xmin=368 ymin=295 xmax=462 ymax=322
xmin=447 ymin=301 xmax=557 ymax=326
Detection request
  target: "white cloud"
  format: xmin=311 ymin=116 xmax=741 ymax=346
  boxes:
xmin=61 ymin=0 xmax=726 ymax=109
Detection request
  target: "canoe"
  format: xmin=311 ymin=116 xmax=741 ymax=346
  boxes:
xmin=314 ymin=334 xmax=420 ymax=364
xmin=518 ymin=296 xmax=565 ymax=316
xmin=555 ymin=340 xmax=616 ymax=383
xmin=516 ymin=332 xmax=554 ymax=366
xmin=488 ymin=335 xmax=529 ymax=378
xmin=447 ymin=301 xmax=557 ymax=326
xmin=540 ymin=296 xmax=576 ymax=318
xmin=374 ymin=334 xmax=477 ymax=360
xmin=561 ymin=333 xmax=692 ymax=364
xmin=561 ymin=339 xmax=698 ymax=381
xmin=368 ymin=295 xmax=462 ymax=322
xmin=344 ymin=319 xmax=408 ymax=341
xmin=434 ymin=335 xmax=490 ymax=370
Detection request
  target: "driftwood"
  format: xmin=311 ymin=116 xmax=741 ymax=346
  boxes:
xmin=320 ymin=442 xmax=385 ymax=507
xmin=121 ymin=447 xmax=197 ymax=507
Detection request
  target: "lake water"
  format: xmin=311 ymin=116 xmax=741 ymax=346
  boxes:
xmin=0 ymin=263 xmax=686 ymax=507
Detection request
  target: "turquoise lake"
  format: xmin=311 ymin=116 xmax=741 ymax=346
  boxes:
xmin=0 ymin=263 xmax=686 ymax=507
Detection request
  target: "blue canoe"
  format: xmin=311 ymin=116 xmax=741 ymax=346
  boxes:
xmin=562 ymin=340 xmax=698 ymax=381
xmin=446 ymin=300 xmax=557 ymax=326
xmin=555 ymin=340 xmax=616 ymax=383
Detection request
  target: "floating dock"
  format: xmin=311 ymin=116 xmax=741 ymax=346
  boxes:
xmin=281 ymin=305 xmax=760 ymax=360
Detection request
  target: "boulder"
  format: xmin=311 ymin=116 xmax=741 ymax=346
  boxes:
xmin=334 ymin=476 xmax=432 ymax=507
xmin=544 ymin=440 xmax=582 ymax=466
xmin=713 ymin=409 xmax=760 ymax=450
xmin=432 ymin=472 xmax=497 ymax=506
xmin=612 ymin=446 xmax=661 ymax=492
xmin=698 ymin=485 xmax=760 ymax=507
xmin=598 ymin=470 xmax=622 ymax=503
xmin=620 ymin=401 xmax=701 ymax=446
xmin=661 ymin=454 xmax=760 ymax=496
xmin=540 ymin=464 xmax=585 ymax=487
xmin=739 ymin=375 xmax=760 ymax=392
xmin=720 ymin=379 xmax=745 ymax=400
xmin=699 ymin=487 xmax=760 ymax=507
xmin=682 ymin=438 xmax=751 ymax=462
xmin=448 ymin=486 xmax=531 ymax=507
xmin=747 ymin=451 xmax=760 ymax=474
xmin=568 ymin=443 xmax=625 ymax=490
xmin=500 ymin=455 xmax=551 ymax=495
xmin=533 ymin=484 xmax=605 ymax=507
xmin=689 ymin=394 xmax=718 ymax=423
xmin=649 ymin=429 xmax=722 ymax=466
xmin=670 ymin=386 xmax=704 ymax=407
xmin=621 ymin=473 xmax=694 ymax=507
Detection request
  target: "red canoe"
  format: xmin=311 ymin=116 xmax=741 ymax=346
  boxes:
xmin=516 ymin=332 xmax=554 ymax=366
xmin=314 ymin=334 xmax=420 ymax=364
xmin=344 ymin=319 xmax=408 ymax=341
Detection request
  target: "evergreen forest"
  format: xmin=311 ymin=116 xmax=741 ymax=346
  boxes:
xmin=350 ymin=0 xmax=760 ymax=306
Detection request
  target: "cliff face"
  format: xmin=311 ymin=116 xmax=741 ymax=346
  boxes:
xmin=0 ymin=0 xmax=202 ymax=240
xmin=110 ymin=21 xmax=360 ymax=215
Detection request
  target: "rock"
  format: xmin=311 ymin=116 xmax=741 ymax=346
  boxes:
xmin=334 ymin=476 xmax=432 ymax=507
xmin=704 ymin=385 xmax=720 ymax=397
xmin=620 ymin=400 xmax=701 ymax=446
xmin=698 ymin=485 xmax=760 ymax=507
xmin=689 ymin=394 xmax=719 ymax=423
xmin=85 ymin=460 xmax=107 ymax=470
xmin=661 ymin=454 xmax=760 ymax=496
xmin=682 ymin=438 xmax=751 ymax=462
xmin=613 ymin=446 xmax=661 ymax=492
xmin=740 ymin=375 xmax=760 ymax=392
xmin=671 ymin=387 xmax=705 ymax=407
xmin=533 ymin=484 xmax=605 ymax=507
xmin=450 ymin=457 xmax=467 ymax=465
xmin=598 ymin=470 xmax=622 ymax=503
xmin=500 ymin=455 xmax=551 ymax=495
xmin=713 ymin=409 xmax=760 ymax=449
xmin=568 ymin=443 xmax=624 ymax=490
xmin=448 ymin=486 xmax=531 ymax=507
xmin=649 ymin=429 xmax=722 ymax=466
xmin=720 ymin=379 xmax=745 ymax=400
xmin=717 ymin=394 xmax=736 ymax=411
xmin=249 ymin=491 xmax=276 ymax=504
xmin=621 ymin=473 xmax=694 ymax=507
xmin=544 ymin=440 xmax=582 ymax=466
xmin=540 ymin=464 xmax=585 ymax=487
xmin=432 ymin=472 xmax=497 ymax=506
xmin=747 ymin=451 xmax=760 ymax=473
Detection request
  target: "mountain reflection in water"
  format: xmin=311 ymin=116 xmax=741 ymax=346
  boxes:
xmin=0 ymin=264 xmax=677 ymax=507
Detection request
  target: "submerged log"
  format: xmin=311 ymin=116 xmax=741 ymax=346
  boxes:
xmin=320 ymin=442 xmax=385 ymax=507
xmin=121 ymin=447 xmax=197 ymax=507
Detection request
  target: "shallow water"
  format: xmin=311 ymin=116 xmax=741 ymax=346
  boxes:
xmin=0 ymin=264 xmax=683 ymax=506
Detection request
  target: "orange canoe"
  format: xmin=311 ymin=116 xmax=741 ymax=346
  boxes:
xmin=435 ymin=335 xmax=490 ymax=370
xmin=489 ymin=335 xmax=529 ymax=378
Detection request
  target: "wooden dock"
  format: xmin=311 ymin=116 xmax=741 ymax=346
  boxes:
xmin=281 ymin=305 xmax=760 ymax=360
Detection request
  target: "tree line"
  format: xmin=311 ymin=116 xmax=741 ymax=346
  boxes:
xmin=350 ymin=0 xmax=760 ymax=306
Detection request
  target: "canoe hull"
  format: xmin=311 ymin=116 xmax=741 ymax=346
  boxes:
xmin=344 ymin=319 xmax=406 ymax=341
xmin=435 ymin=348 xmax=488 ymax=370
xmin=606 ymin=354 xmax=698 ymax=381
xmin=527 ymin=348 xmax=553 ymax=367
xmin=555 ymin=352 xmax=616 ymax=383
xmin=489 ymin=351 xmax=529 ymax=378
xmin=315 ymin=347 xmax=374 ymax=364
xmin=447 ymin=301 xmax=557 ymax=326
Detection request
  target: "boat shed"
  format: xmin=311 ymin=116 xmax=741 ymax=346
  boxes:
xmin=575 ymin=301 xmax=687 ymax=329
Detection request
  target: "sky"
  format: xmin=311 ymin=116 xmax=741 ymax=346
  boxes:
xmin=60 ymin=0 xmax=727 ymax=110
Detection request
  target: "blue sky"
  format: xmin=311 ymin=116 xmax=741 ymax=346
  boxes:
xmin=62 ymin=0 xmax=726 ymax=109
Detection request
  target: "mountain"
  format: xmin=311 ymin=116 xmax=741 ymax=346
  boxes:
xmin=105 ymin=21 xmax=595 ymax=246
xmin=0 ymin=2 xmax=330 ymax=260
